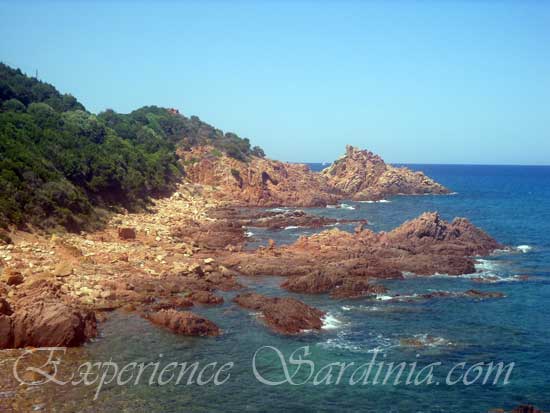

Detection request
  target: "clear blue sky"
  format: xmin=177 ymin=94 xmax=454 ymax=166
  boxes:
xmin=1 ymin=1 xmax=549 ymax=164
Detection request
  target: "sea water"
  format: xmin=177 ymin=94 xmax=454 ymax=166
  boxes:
xmin=36 ymin=165 xmax=550 ymax=412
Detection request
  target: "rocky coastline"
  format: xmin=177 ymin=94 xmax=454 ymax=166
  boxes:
xmin=0 ymin=146 xmax=506 ymax=348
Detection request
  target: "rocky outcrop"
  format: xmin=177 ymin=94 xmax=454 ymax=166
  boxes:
xmin=187 ymin=290 xmax=224 ymax=305
xmin=233 ymin=292 xmax=324 ymax=334
xmin=0 ymin=279 xmax=97 ymax=349
xmin=146 ymin=309 xmax=220 ymax=336
xmin=322 ymin=145 xmax=450 ymax=200
xmin=222 ymin=212 xmax=502 ymax=298
xmin=180 ymin=146 xmax=339 ymax=207
xmin=180 ymin=145 xmax=449 ymax=206
xmin=281 ymin=271 xmax=389 ymax=299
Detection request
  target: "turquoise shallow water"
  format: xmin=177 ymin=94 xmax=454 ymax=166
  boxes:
xmin=44 ymin=165 xmax=550 ymax=412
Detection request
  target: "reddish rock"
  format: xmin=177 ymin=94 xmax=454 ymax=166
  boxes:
xmin=171 ymin=219 xmax=246 ymax=249
xmin=147 ymin=310 xmax=220 ymax=336
xmin=179 ymin=145 xmax=339 ymax=207
xmin=11 ymin=302 xmax=97 ymax=348
xmin=180 ymin=145 xmax=448 ymax=207
xmin=233 ymin=292 xmax=324 ymax=334
xmin=322 ymin=145 xmax=450 ymax=200
xmin=0 ymin=315 xmax=13 ymax=348
xmin=169 ymin=296 xmax=194 ymax=308
xmin=464 ymin=289 xmax=505 ymax=299
xmin=187 ymin=290 xmax=224 ymax=305
xmin=3 ymin=269 xmax=24 ymax=286
xmin=330 ymin=280 xmax=388 ymax=299
xmin=118 ymin=227 xmax=136 ymax=240
xmin=0 ymin=279 xmax=97 ymax=349
xmin=222 ymin=211 xmax=502 ymax=299
xmin=0 ymin=297 xmax=13 ymax=315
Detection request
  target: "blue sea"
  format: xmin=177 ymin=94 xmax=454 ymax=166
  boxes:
xmin=42 ymin=165 xmax=550 ymax=412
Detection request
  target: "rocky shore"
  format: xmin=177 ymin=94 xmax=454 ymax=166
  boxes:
xmin=220 ymin=211 xmax=503 ymax=301
xmin=0 ymin=147 xmax=505 ymax=347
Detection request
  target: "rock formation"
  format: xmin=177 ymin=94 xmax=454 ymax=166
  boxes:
xmin=179 ymin=146 xmax=339 ymax=207
xmin=146 ymin=309 xmax=220 ymax=336
xmin=222 ymin=212 xmax=503 ymax=298
xmin=0 ymin=279 xmax=97 ymax=349
xmin=321 ymin=145 xmax=450 ymax=200
xmin=233 ymin=292 xmax=324 ymax=334
xmin=179 ymin=144 xmax=449 ymax=206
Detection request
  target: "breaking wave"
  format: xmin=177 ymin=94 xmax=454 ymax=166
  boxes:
xmin=516 ymin=245 xmax=532 ymax=253
xmin=322 ymin=313 xmax=345 ymax=330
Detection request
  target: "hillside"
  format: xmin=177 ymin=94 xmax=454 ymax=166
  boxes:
xmin=0 ymin=63 xmax=262 ymax=231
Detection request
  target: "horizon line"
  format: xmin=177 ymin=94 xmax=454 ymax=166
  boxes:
xmin=298 ymin=161 xmax=550 ymax=167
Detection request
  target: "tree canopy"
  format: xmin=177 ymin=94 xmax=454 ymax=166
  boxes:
xmin=0 ymin=62 xmax=265 ymax=231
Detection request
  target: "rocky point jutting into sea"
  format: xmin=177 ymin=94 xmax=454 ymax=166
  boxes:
xmin=0 ymin=144 xmax=505 ymax=347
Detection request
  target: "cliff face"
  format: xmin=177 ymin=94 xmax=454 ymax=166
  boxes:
xmin=178 ymin=146 xmax=340 ymax=207
xmin=179 ymin=144 xmax=449 ymax=206
xmin=321 ymin=145 xmax=450 ymax=200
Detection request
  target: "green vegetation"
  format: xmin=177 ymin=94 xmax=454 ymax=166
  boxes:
xmin=0 ymin=63 xmax=264 ymax=231
xmin=0 ymin=64 xmax=180 ymax=230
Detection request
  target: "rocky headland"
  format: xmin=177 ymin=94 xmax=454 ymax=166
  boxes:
xmin=322 ymin=145 xmax=450 ymax=200
xmin=179 ymin=144 xmax=450 ymax=206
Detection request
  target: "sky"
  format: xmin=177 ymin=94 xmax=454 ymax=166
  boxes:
xmin=1 ymin=0 xmax=549 ymax=164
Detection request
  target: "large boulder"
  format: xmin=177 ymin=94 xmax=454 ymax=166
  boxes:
xmin=146 ymin=310 xmax=220 ymax=336
xmin=0 ymin=279 xmax=97 ymax=349
xmin=118 ymin=227 xmax=136 ymax=240
xmin=11 ymin=302 xmax=97 ymax=348
xmin=233 ymin=292 xmax=324 ymax=334
xmin=2 ymin=268 xmax=24 ymax=286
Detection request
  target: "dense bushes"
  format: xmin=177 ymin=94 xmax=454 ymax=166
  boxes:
xmin=0 ymin=62 xmax=265 ymax=231
xmin=0 ymin=64 xmax=181 ymax=230
xmin=98 ymin=106 xmax=260 ymax=162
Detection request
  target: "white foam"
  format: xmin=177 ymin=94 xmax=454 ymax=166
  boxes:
xmin=326 ymin=205 xmax=338 ymax=209
xmin=284 ymin=226 xmax=300 ymax=230
xmin=375 ymin=294 xmax=393 ymax=301
xmin=341 ymin=305 xmax=383 ymax=312
xmin=516 ymin=245 xmax=532 ymax=253
xmin=322 ymin=313 xmax=344 ymax=330
xmin=339 ymin=203 xmax=356 ymax=210
xmin=245 ymin=231 xmax=254 ymax=237
xmin=405 ymin=333 xmax=453 ymax=348
xmin=318 ymin=332 xmax=397 ymax=354
xmin=475 ymin=259 xmax=498 ymax=272
xmin=358 ymin=199 xmax=391 ymax=204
